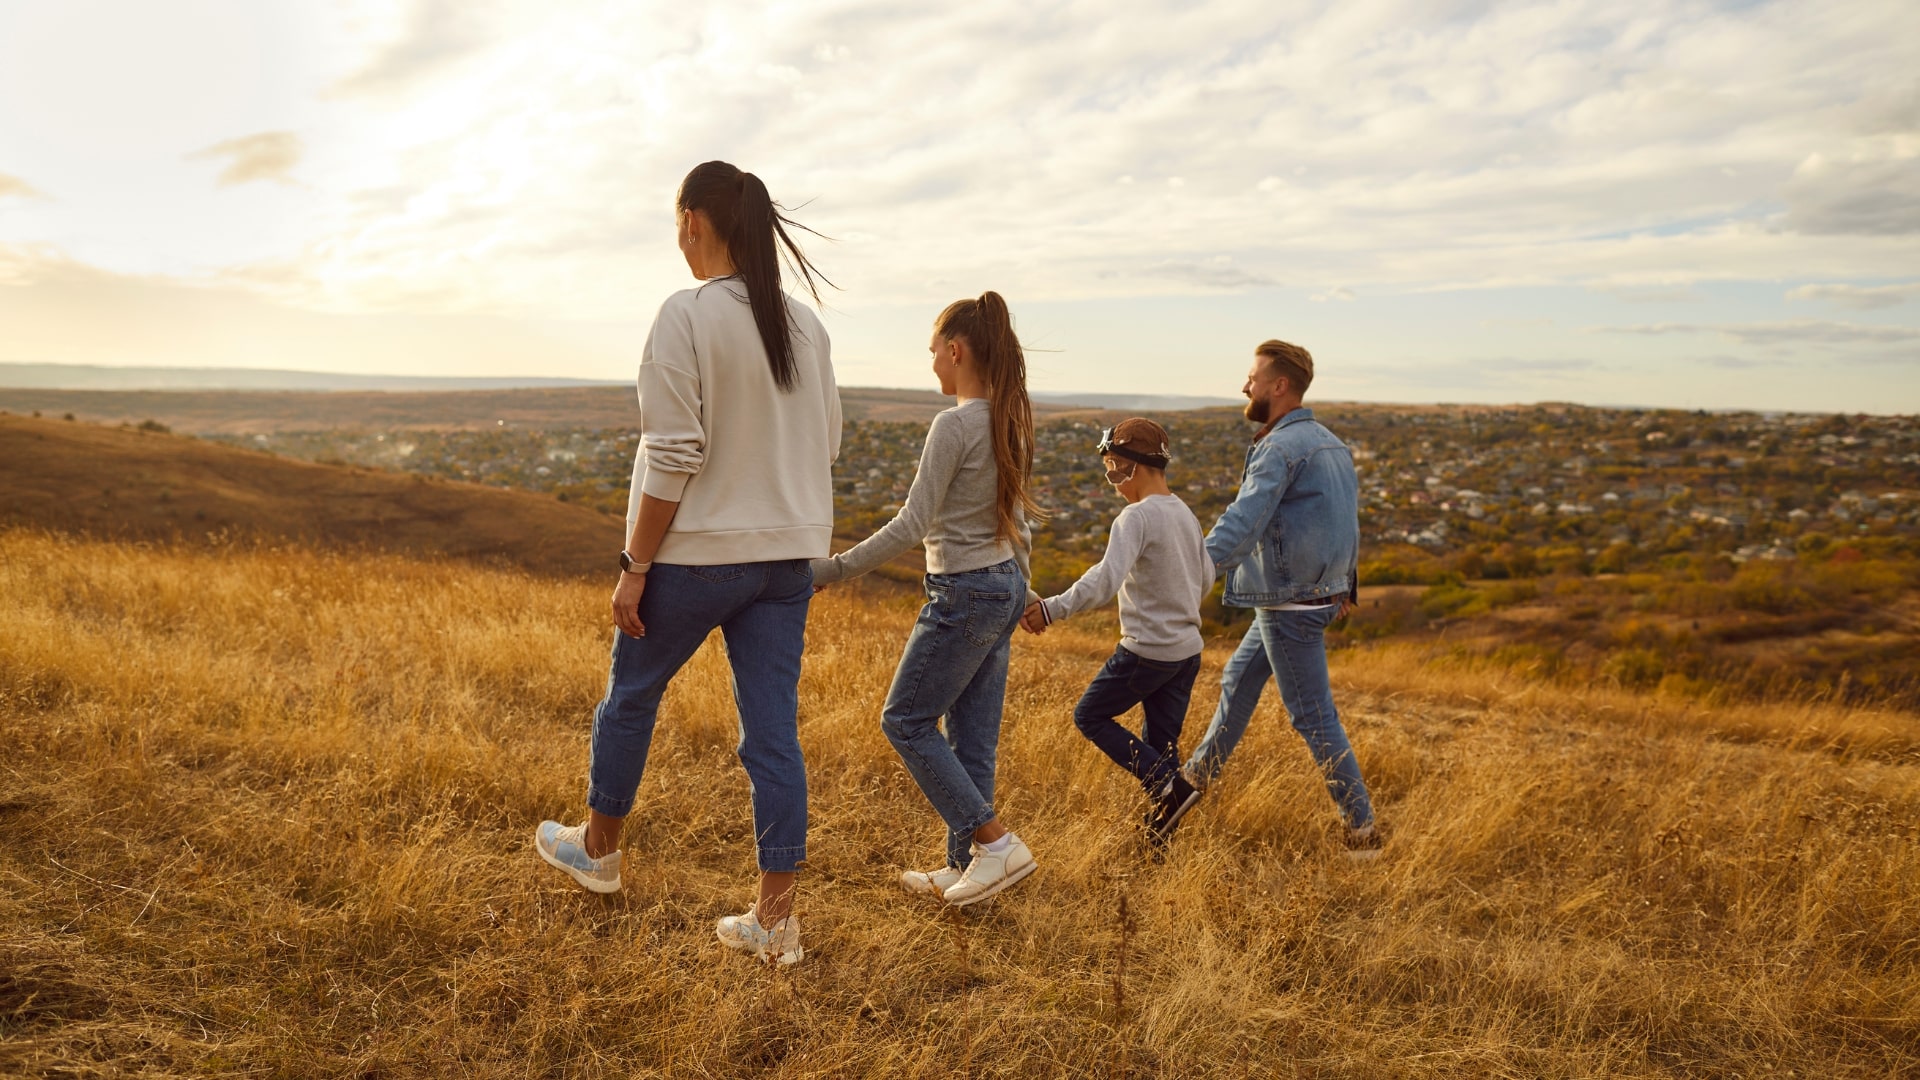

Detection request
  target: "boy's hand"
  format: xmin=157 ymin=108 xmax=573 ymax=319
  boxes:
xmin=1020 ymin=600 xmax=1048 ymax=635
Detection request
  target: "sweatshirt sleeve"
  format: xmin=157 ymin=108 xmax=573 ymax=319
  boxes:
xmin=1042 ymin=504 xmax=1145 ymax=624
xmin=637 ymin=295 xmax=703 ymax=502
xmin=810 ymin=412 xmax=962 ymax=585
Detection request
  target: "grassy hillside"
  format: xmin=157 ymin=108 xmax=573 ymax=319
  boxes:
xmin=2 ymin=529 xmax=1915 ymax=1077
xmin=0 ymin=413 xmax=622 ymax=578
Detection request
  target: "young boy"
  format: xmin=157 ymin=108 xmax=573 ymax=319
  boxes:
xmin=1021 ymin=417 xmax=1214 ymax=847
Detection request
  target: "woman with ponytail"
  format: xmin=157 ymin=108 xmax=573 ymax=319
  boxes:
xmin=534 ymin=161 xmax=837 ymax=967
xmin=810 ymin=291 xmax=1046 ymax=907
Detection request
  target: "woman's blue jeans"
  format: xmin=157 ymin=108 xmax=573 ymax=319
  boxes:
xmin=586 ymin=560 xmax=814 ymax=872
xmin=1183 ymin=607 xmax=1375 ymax=830
xmin=881 ymin=560 xmax=1026 ymax=869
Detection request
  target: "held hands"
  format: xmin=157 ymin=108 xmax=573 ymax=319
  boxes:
xmin=611 ymin=571 xmax=648 ymax=638
xmin=1019 ymin=600 xmax=1048 ymax=635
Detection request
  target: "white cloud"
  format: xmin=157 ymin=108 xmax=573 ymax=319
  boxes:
xmin=1102 ymin=258 xmax=1276 ymax=290
xmin=0 ymin=172 xmax=44 ymax=200
xmin=1311 ymin=287 xmax=1355 ymax=303
xmin=1782 ymin=135 xmax=1920 ymax=236
xmin=1593 ymin=319 xmax=1920 ymax=346
xmin=1787 ymin=281 xmax=1920 ymax=310
xmin=329 ymin=0 xmax=495 ymax=97
xmin=187 ymin=133 xmax=304 ymax=187
xmin=56 ymin=0 xmax=1896 ymax=319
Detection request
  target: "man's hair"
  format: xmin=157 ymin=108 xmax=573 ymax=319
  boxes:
xmin=1108 ymin=417 xmax=1170 ymax=466
xmin=1256 ymin=339 xmax=1314 ymax=394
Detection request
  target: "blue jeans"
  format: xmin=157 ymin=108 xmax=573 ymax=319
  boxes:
xmin=586 ymin=560 xmax=814 ymax=872
xmin=1072 ymin=645 xmax=1201 ymax=793
xmin=882 ymin=560 xmax=1025 ymax=869
xmin=1184 ymin=608 xmax=1374 ymax=829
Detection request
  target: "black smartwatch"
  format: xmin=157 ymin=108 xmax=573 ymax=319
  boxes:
xmin=619 ymin=551 xmax=652 ymax=575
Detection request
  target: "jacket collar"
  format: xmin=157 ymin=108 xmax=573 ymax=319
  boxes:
xmin=1253 ymin=406 xmax=1315 ymax=442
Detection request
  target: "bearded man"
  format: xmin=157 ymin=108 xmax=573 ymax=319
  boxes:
xmin=1167 ymin=339 xmax=1380 ymax=859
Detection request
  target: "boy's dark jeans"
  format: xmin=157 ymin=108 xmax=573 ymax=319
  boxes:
xmin=1072 ymin=645 xmax=1202 ymax=793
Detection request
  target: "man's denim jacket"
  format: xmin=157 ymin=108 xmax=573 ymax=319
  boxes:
xmin=1204 ymin=407 xmax=1360 ymax=609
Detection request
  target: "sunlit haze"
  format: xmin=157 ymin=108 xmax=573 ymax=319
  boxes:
xmin=2 ymin=1 xmax=1917 ymax=411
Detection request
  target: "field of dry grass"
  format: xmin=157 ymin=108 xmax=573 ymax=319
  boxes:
xmin=3 ymin=527 xmax=1917 ymax=1077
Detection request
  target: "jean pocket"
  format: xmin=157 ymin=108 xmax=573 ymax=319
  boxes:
xmin=688 ymin=564 xmax=747 ymax=584
xmin=961 ymin=590 xmax=1015 ymax=649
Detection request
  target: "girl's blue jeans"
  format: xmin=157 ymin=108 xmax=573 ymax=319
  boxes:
xmin=881 ymin=560 xmax=1026 ymax=869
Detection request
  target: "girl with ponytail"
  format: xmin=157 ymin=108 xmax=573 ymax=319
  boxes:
xmin=810 ymin=291 xmax=1047 ymax=907
xmin=535 ymin=162 xmax=838 ymax=967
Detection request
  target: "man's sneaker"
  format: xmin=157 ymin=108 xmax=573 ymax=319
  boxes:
xmin=1344 ymin=824 xmax=1384 ymax=863
xmin=900 ymin=866 xmax=965 ymax=897
xmin=715 ymin=904 xmax=804 ymax=966
xmin=534 ymin=820 xmax=623 ymax=893
xmin=942 ymin=834 xmax=1037 ymax=908
xmin=1146 ymin=773 xmax=1202 ymax=849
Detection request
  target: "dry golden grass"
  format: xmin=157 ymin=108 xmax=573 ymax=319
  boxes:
xmin=2 ymin=527 xmax=1917 ymax=1077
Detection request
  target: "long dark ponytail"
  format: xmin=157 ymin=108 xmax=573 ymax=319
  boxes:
xmin=934 ymin=291 xmax=1047 ymax=543
xmin=677 ymin=161 xmax=832 ymax=392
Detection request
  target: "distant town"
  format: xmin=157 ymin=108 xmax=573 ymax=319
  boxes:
xmin=204 ymin=403 xmax=1920 ymax=583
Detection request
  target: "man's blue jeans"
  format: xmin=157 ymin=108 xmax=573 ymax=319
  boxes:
xmin=586 ymin=560 xmax=813 ymax=873
xmin=1184 ymin=607 xmax=1374 ymax=830
xmin=1072 ymin=645 xmax=1202 ymax=794
xmin=881 ymin=561 xmax=1026 ymax=869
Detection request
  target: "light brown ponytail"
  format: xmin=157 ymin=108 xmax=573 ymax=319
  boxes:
xmin=935 ymin=291 xmax=1046 ymax=543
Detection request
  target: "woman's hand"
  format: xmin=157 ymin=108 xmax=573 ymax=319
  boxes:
xmin=612 ymin=572 xmax=648 ymax=638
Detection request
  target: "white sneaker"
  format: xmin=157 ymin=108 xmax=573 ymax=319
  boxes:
xmin=1344 ymin=824 xmax=1384 ymax=863
xmin=900 ymin=865 xmax=965 ymax=897
xmin=942 ymin=834 xmax=1037 ymax=908
xmin=534 ymin=820 xmax=622 ymax=893
xmin=715 ymin=903 xmax=804 ymax=966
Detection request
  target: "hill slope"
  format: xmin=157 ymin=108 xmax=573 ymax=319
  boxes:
xmin=0 ymin=414 xmax=622 ymax=578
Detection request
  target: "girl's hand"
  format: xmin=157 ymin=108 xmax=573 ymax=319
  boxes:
xmin=612 ymin=572 xmax=648 ymax=638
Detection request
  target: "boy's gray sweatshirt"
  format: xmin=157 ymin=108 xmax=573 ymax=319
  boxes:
xmin=811 ymin=399 xmax=1034 ymax=589
xmin=1040 ymin=494 xmax=1212 ymax=661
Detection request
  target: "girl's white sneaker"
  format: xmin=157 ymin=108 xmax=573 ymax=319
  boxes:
xmin=715 ymin=903 xmax=804 ymax=966
xmin=942 ymin=834 xmax=1036 ymax=908
xmin=900 ymin=866 xmax=965 ymax=897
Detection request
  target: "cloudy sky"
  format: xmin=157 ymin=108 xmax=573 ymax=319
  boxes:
xmin=1 ymin=0 xmax=1917 ymax=411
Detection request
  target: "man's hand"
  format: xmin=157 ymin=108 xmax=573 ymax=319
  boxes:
xmin=1335 ymin=596 xmax=1356 ymax=621
xmin=612 ymin=572 xmax=648 ymax=638
xmin=1020 ymin=601 xmax=1048 ymax=635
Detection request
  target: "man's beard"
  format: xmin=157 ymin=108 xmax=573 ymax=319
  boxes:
xmin=1244 ymin=397 xmax=1271 ymax=424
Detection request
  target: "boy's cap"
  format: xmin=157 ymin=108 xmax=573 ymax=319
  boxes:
xmin=1098 ymin=417 xmax=1171 ymax=469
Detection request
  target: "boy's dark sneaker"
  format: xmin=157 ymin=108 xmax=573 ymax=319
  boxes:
xmin=1343 ymin=824 xmax=1384 ymax=862
xmin=1146 ymin=773 xmax=1201 ymax=849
